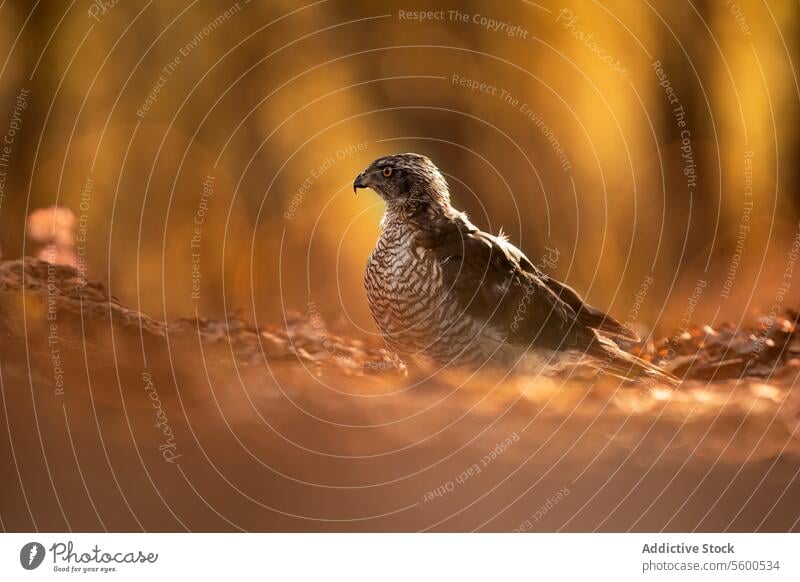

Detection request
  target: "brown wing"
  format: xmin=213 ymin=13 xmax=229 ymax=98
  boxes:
xmin=538 ymin=276 xmax=639 ymax=341
xmin=414 ymin=213 xmax=593 ymax=352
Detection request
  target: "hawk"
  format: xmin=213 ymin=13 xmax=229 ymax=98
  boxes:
xmin=354 ymin=153 xmax=677 ymax=384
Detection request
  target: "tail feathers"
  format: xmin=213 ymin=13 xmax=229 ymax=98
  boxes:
xmin=579 ymin=309 xmax=640 ymax=342
xmin=586 ymin=337 xmax=679 ymax=387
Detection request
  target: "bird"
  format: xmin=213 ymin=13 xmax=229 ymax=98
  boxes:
xmin=353 ymin=153 xmax=678 ymax=385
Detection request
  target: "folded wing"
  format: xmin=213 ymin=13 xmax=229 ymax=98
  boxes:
xmin=414 ymin=213 xmax=636 ymax=351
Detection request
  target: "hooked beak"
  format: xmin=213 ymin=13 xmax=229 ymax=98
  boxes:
xmin=353 ymin=172 xmax=369 ymax=195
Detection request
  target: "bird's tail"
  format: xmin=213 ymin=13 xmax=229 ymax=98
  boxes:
xmin=585 ymin=336 xmax=680 ymax=387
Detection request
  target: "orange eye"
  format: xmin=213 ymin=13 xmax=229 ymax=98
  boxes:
xmin=382 ymin=167 xmax=393 ymax=177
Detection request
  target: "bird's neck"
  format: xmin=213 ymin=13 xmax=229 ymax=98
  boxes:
xmin=381 ymin=197 xmax=453 ymax=228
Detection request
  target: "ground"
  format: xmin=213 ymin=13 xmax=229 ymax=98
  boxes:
xmin=1 ymin=258 xmax=798 ymax=532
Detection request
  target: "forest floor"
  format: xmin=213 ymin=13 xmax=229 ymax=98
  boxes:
xmin=1 ymin=257 xmax=799 ymax=532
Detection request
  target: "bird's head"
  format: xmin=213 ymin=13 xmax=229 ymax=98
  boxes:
xmin=353 ymin=153 xmax=450 ymax=207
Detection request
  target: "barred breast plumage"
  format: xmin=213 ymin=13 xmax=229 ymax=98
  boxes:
xmin=365 ymin=206 xmax=487 ymax=366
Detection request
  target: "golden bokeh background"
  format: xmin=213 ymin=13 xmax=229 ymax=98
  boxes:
xmin=0 ymin=0 xmax=797 ymax=336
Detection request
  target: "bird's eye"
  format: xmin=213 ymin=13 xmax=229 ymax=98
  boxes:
xmin=382 ymin=167 xmax=393 ymax=177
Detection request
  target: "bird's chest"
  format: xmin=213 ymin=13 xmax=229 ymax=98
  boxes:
xmin=364 ymin=224 xmax=444 ymax=336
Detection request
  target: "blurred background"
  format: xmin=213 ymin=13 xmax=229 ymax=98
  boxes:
xmin=0 ymin=0 xmax=798 ymax=336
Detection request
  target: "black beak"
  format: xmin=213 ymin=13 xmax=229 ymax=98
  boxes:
xmin=353 ymin=172 xmax=368 ymax=194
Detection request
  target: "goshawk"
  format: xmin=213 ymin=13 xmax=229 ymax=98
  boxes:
xmin=354 ymin=153 xmax=676 ymax=384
